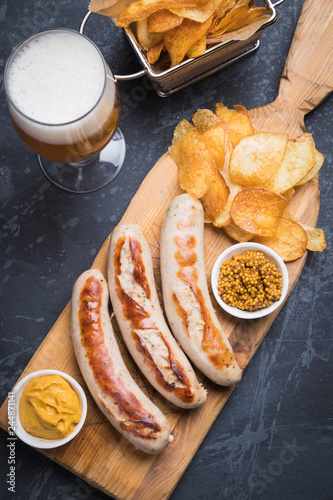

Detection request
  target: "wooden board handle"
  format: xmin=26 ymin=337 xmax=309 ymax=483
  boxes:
xmin=250 ymin=0 xmax=333 ymax=136
xmin=277 ymin=0 xmax=333 ymax=114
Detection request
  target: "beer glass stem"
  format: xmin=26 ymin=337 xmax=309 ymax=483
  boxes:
xmin=67 ymin=156 xmax=99 ymax=169
xmin=38 ymin=127 xmax=126 ymax=193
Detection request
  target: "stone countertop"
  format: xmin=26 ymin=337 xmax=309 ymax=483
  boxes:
xmin=0 ymin=0 xmax=332 ymax=499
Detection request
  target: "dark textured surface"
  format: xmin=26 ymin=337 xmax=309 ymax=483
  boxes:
xmin=0 ymin=1 xmax=332 ymax=499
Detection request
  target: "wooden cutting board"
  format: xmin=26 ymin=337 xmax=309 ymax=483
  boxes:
xmin=1 ymin=1 xmax=332 ymax=498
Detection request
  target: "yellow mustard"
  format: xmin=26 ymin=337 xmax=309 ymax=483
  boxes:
xmin=19 ymin=374 xmax=82 ymax=439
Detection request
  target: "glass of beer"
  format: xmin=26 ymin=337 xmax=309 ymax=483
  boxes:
xmin=4 ymin=28 xmax=125 ymax=193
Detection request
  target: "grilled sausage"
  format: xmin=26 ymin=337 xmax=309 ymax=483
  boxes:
xmin=71 ymin=269 xmax=171 ymax=454
xmin=160 ymin=194 xmax=243 ymax=386
xmin=107 ymin=224 xmax=207 ymax=409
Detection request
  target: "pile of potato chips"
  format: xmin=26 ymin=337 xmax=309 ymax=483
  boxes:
xmin=169 ymin=103 xmax=326 ymax=261
xmin=114 ymin=0 xmax=269 ymax=65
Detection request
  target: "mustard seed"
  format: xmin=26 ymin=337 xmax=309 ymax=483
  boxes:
xmin=217 ymin=251 xmax=282 ymax=312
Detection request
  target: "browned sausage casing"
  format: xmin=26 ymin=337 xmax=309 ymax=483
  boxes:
xmin=71 ymin=269 xmax=171 ymax=454
xmin=160 ymin=194 xmax=243 ymax=386
xmin=108 ymin=224 xmax=207 ymax=409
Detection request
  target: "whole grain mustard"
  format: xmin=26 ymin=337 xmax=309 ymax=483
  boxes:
xmin=19 ymin=374 xmax=81 ymax=439
xmin=217 ymin=250 xmax=282 ymax=312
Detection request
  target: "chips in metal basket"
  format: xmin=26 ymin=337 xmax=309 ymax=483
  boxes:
xmin=148 ymin=9 xmax=183 ymax=32
xmin=90 ymin=0 xmax=271 ymax=68
xmin=163 ymin=16 xmax=212 ymax=66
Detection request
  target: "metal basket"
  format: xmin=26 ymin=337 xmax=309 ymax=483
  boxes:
xmin=81 ymin=0 xmax=284 ymax=97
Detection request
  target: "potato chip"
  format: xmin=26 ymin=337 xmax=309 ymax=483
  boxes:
xmin=209 ymin=0 xmax=237 ymax=34
xmin=89 ymin=0 xmax=133 ymax=19
xmin=116 ymin=0 xmax=208 ymax=27
xmin=231 ymin=187 xmax=288 ymax=237
xmin=192 ymin=108 xmax=220 ymax=130
xmin=147 ymin=40 xmax=165 ymax=63
xmin=148 ymin=9 xmax=183 ymax=33
xmin=210 ymin=1 xmax=265 ymax=36
xmin=213 ymin=0 xmax=239 ymax=19
xmin=170 ymin=0 xmax=225 ymax=23
xmin=221 ymin=5 xmax=268 ymax=34
xmin=295 ymin=149 xmax=325 ymax=186
xmin=191 ymin=108 xmax=237 ymax=220
xmin=281 ymin=187 xmax=295 ymax=201
xmin=170 ymin=118 xmax=193 ymax=146
xmin=200 ymin=170 xmax=230 ymax=223
xmin=205 ymin=127 xmax=238 ymax=227
xmin=164 ymin=16 xmax=212 ymax=66
xmin=220 ymin=129 xmax=233 ymax=172
xmin=281 ymin=211 xmax=326 ymax=252
xmin=265 ymin=133 xmax=316 ymax=193
xmin=202 ymin=124 xmax=228 ymax=170
xmin=233 ymin=103 xmax=252 ymax=117
xmin=299 ymin=223 xmax=326 ymax=252
xmin=209 ymin=4 xmax=249 ymax=36
xmin=215 ymin=102 xmax=255 ymax=147
xmin=254 ymin=218 xmax=308 ymax=262
xmin=233 ymin=0 xmax=252 ymax=6
xmin=229 ymin=132 xmax=288 ymax=187
xmin=199 ymin=123 xmax=228 ymax=170
xmin=187 ymin=35 xmax=206 ymax=58
xmin=211 ymin=0 xmax=261 ymax=33
xmin=212 ymin=170 xmax=238 ymax=227
xmin=136 ymin=18 xmax=164 ymax=49
xmin=169 ymin=119 xmax=217 ymax=198
xmin=212 ymin=200 xmax=232 ymax=227
xmin=224 ymin=220 xmax=254 ymax=242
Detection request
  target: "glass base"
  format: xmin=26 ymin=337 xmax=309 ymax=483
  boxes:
xmin=39 ymin=128 xmax=126 ymax=193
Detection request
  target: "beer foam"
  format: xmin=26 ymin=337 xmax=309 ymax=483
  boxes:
xmin=7 ymin=31 xmax=105 ymax=124
xmin=6 ymin=30 xmax=116 ymax=146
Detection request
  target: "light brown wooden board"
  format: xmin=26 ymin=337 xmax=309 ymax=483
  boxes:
xmin=0 ymin=1 xmax=332 ymax=499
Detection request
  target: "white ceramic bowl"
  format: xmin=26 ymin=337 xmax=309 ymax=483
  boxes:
xmin=9 ymin=369 xmax=87 ymax=449
xmin=211 ymin=242 xmax=289 ymax=320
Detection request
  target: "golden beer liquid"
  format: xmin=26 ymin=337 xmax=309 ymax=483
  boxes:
xmin=10 ymin=88 xmax=121 ymax=164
